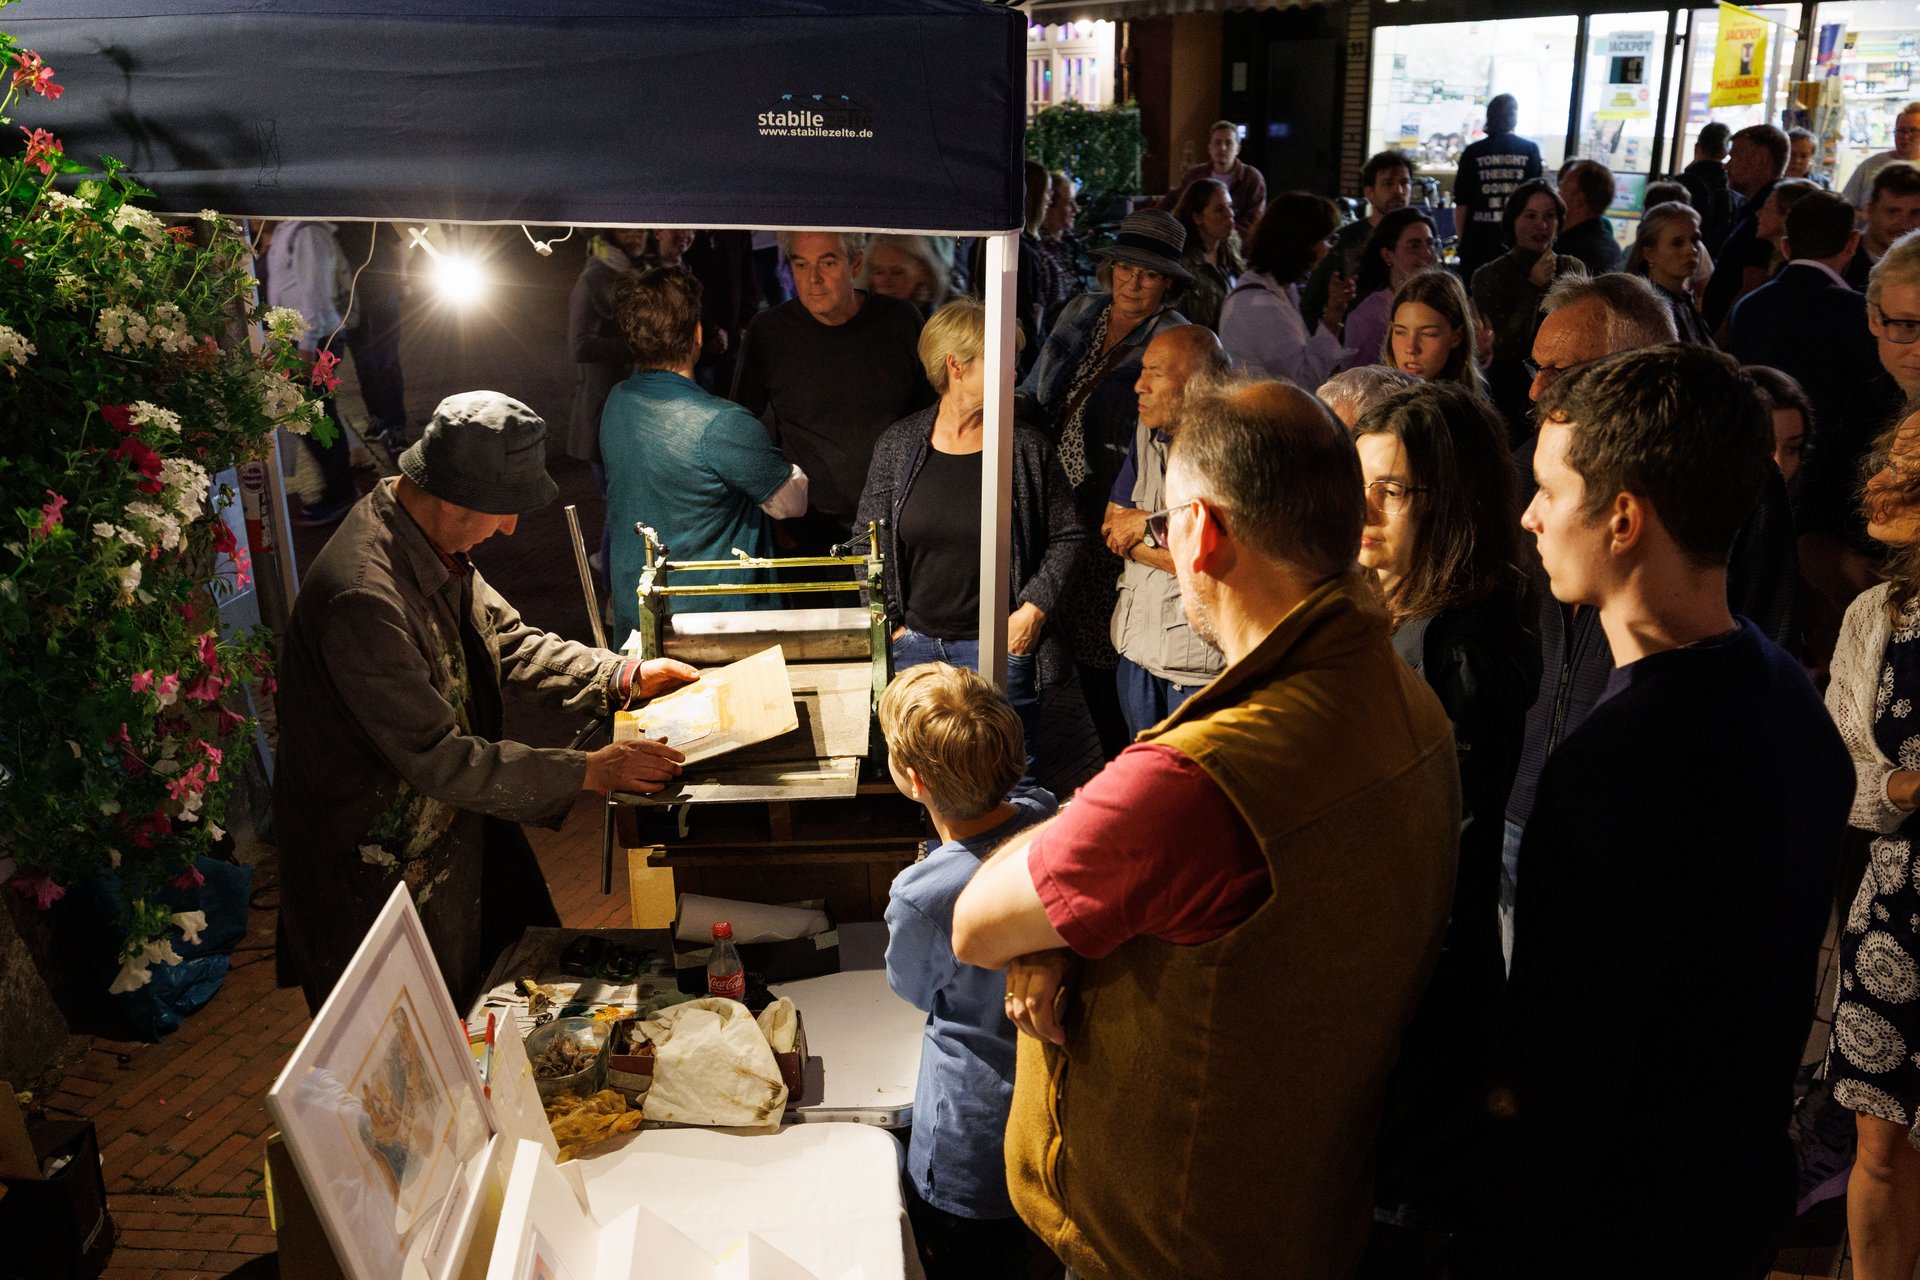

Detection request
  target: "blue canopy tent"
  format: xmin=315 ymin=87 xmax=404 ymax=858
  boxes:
xmin=10 ymin=0 xmax=1029 ymax=677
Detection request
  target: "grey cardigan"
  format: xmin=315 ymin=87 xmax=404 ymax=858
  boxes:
xmin=854 ymin=406 xmax=1088 ymax=689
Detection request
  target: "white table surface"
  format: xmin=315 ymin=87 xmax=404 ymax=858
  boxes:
xmin=771 ymin=960 xmax=925 ymax=1126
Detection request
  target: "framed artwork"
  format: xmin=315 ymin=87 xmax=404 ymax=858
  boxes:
xmin=269 ymin=884 xmax=497 ymax=1280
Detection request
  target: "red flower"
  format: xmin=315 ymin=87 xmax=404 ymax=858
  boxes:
xmin=32 ymin=489 xmax=66 ymax=539
xmin=118 ymin=806 xmax=172 ymax=849
xmin=183 ymin=671 xmax=227 ymax=704
xmin=169 ymin=865 xmax=205 ymax=891
xmin=261 ymin=673 xmax=278 ymax=695
xmin=196 ymin=631 xmax=220 ymax=669
xmin=10 ymin=51 xmax=63 ymax=100
xmin=176 ymin=598 xmax=197 ymax=623
xmin=111 ymin=437 xmax=166 ymax=493
xmin=101 ymin=404 xmax=135 ymax=435
xmin=163 ymin=225 xmax=194 ymax=243
xmin=10 ymin=871 xmax=65 ymax=911
xmin=211 ymin=521 xmax=238 ymax=557
xmin=215 ymin=707 xmax=246 ymax=736
xmin=309 ymin=349 xmax=341 ymax=393
xmin=108 ymin=722 xmax=132 ymax=749
xmin=19 ymin=126 xmax=61 ymax=176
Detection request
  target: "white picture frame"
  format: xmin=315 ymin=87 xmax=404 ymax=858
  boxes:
xmin=268 ymin=883 xmax=497 ymax=1280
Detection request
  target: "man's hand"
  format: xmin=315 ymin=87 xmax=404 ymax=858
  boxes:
xmin=632 ymin=658 xmax=700 ymax=702
xmin=1527 ymin=250 xmax=1558 ymax=289
xmin=1005 ymin=949 xmax=1075 ymax=1045
xmin=584 ymin=738 xmax=686 ymax=795
xmin=1103 ymin=503 xmax=1148 ymax=557
xmin=1008 ymin=602 xmax=1045 ymax=656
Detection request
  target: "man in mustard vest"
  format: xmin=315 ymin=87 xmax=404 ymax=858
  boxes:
xmin=953 ymin=379 xmax=1463 ymax=1279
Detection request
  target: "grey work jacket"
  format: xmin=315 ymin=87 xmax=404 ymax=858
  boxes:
xmin=274 ymin=479 xmax=624 ymax=1011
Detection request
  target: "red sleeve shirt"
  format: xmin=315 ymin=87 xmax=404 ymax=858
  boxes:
xmin=1028 ymin=743 xmax=1270 ymax=959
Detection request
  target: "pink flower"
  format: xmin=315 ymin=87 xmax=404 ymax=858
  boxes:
xmin=32 ymin=489 xmax=66 ymax=539
xmin=199 ymin=742 xmax=223 ymax=766
xmin=309 ymin=349 xmax=341 ymax=393
xmin=176 ymin=599 xmax=197 ymax=624
xmin=169 ymin=865 xmax=205 ymax=891
xmin=154 ymin=673 xmax=180 ymax=707
xmin=10 ymin=871 xmax=65 ymax=911
xmin=183 ymin=671 xmax=227 ymax=704
xmin=108 ymin=722 xmax=132 ymax=748
xmin=165 ymin=763 xmax=207 ymax=802
xmin=261 ymin=673 xmax=278 ymax=695
xmin=10 ymin=51 xmax=63 ymax=101
xmin=19 ymin=126 xmax=61 ymax=176
xmin=131 ymin=669 xmax=155 ymax=694
xmin=232 ymin=546 xmax=253 ymax=591
xmin=197 ymin=631 xmax=220 ymax=669
xmin=215 ymin=707 xmax=246 ymax=736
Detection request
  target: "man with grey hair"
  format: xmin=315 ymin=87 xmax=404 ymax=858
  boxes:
xmin=1842 ymin=100 xmax=1920 ymax=208
xmin=275 ymin=392 xmax=698 ymax=1013
xmin=1499 ymin=272 xmax=1800 ymax=964
xmin=733 ymin=230 xmax=933 ymax=551
xmin=1800 ymin=229 xmax=1920 ymax=650
xmin=1316 ymin=365 xmax=1421 ymax=428
xmin=1103 ymin=324 xmax=1232 ymax=732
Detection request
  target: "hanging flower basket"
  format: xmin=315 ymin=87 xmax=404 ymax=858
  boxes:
xmin=0 ymin=20 xmax=333 ymax=995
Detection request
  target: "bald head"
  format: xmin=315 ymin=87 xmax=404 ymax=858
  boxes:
xmin=1138 ymin=324 xmax=1230 ymax=432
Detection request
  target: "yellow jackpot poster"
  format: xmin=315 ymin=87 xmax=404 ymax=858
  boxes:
xmin=1710 ymin=3 xmax=1770 ymax=107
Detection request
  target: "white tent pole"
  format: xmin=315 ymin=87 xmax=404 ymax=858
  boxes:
xmin=977 ymin=231 xmax=1018 ymax=690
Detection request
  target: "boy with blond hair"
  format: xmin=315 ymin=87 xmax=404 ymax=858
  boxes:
xmin=879 ymin=663 xmax=1054 ymax=1278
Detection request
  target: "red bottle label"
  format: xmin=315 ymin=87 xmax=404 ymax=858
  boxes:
xmin=708 ymin=971 xmax=746 ymax=1001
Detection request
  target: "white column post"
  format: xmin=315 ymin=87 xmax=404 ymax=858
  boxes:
xmin=977 ymin=231 xmax=1019 ymax=689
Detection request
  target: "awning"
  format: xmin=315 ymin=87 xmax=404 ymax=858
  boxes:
xmin=10 ymin=0 xmax=1026 ymax=233
xmin=1023 ymin=0 xmax=1331 ymax=20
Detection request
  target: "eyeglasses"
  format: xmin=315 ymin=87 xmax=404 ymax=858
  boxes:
xmin=1897 ymin=126 xmax=1920 ymax=139
xmin=1877 ymin=306 xmax=1920 ymax=345
xmin=1365 ymin=480 xmax=1425 ymax=516
xmin=1143 ymin=498 xmax=1211 ymax=547
xmin=1522 ymin=357 xmax=1594 ymax=388
xmin=1111 ymin=263 xmax=1167 ymax=286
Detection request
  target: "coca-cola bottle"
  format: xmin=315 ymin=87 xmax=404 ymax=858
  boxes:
xmin=707 ymin=921 xmax=746 ymax=1002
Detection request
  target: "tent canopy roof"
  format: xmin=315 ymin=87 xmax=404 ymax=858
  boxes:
xmin=9 ymin=0 xmax=1027 ymax=232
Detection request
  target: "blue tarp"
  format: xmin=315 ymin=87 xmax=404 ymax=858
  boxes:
xmin=7 ymin=0 xmax=1026 ymax=231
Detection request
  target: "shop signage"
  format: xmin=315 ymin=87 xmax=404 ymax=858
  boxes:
xmin=1710 ymin=3 xmax=1770 ymax=107
xmin=1598 ymin=30 xmax=1656 ymax=120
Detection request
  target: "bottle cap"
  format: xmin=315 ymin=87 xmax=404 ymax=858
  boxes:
xmin=712 ymin=921 xmax=733 ymax=940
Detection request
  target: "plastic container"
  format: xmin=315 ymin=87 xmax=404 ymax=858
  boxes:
xmin=524 ymin=1016 xmax=611 ymax=1099
xmin=707 ymin=922 xmax=745 ymax=1001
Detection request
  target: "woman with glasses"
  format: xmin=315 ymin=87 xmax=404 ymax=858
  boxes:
xmin=1626 ymin=201 xmax=1715 ymax=347
xmin=1349 ymin=381 xmax=1538 ymax=1257
xmin=1388 ymin=268 xmax=1490 ymax=397
xmin=1337 ymin=207 xmax=1438 ymax=374
xmin=1015 ymin=209 xmax=1190 ymax=759
xmin=1219 ymin=191 xmax=1353 ymax=387
xmin=1823 ymin=407 xmax=1920 ymax=1280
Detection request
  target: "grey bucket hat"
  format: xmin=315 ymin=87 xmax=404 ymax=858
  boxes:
xmin=398 ymin=391 xmax=559 ymax=515
xmin=1093 ymin=209 xmax=1193 ymax=282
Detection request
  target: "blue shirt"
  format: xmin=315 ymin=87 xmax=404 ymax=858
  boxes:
xmin=600 ymin=369 xmax=792 ymax=637
xmin=884 ymin=786 xmax=1057 ymax=1218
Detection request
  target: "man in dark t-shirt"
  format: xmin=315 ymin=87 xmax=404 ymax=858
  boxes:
xmin=731 ymin=231 xmax=934 ymax=551
xmin=1469 ymin=344 xmax=1851 ymax=1277
xmin=1453 ymin=95 xmax=1544 ymax=284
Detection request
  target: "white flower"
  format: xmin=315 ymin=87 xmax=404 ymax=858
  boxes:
xmin=106 ymin=937 xmax=185 ymax=995
xmin=109 ymin=204 xmax=165 ymax=250
xmin=125 ymin=501 xmax=182 ymax=552
xmin=256 ymin=369 xmax=305 ymax=422
xmin=106 ymin=847 xmax=121 ymax=865
xmin=263 ymin=307 xmax=310 ymax=343
xmin=205 ymin=822 xmax=225 ymax=842
xmin=0 ymin=325 xmax=35 ymax=374
xmin=115 ymin=560 xmax=142 ymax=605
xmin=159 ymin=458 xmax=210 ymax=519
xmin=147 ymin=303 xmax=193 ymax=354
xmin=171 ymin=911 xmax=207 ymax=946
xmin=197 ymin=209 xmax=220 ymax=224
xmin=43 ymin=189 xmax=85 ymax=214
xmin=128 ymin=401 xmax=180 ymax=435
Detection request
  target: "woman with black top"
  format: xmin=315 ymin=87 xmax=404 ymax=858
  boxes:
xmin=857 ymin=299 xmax=1086 ymax=772
xmin=1626 ymin=201 xmax=1715 ymax=346
xmin=1348 ymin=381 xmax=1539 ymax=1260
xmin=1170 ymin=178 xmax=1243 ymax=332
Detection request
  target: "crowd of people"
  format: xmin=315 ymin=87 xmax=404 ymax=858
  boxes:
xmin=271 ymin=99 xmax=1920 ymax=1280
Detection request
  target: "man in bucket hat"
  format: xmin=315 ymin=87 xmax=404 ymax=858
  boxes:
xmin=274 ymin=391 xmax=697 ymax=1013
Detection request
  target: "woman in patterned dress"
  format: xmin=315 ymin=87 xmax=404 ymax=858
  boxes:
xmin=1014 ymin=209 xmax=1190 ymax=759
xmin=1827 ymin=406 xmax=1920 ymax=1278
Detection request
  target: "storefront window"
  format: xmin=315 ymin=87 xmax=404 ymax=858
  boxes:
xmin=1368 ymin=16 xmax=1578 ymax=191
xmin=1576 ymin=12 xmax=1673 ymax=176
xmin=1670 ymin=5 xmax=1804 ymax=171
xmin=1813 ymin=2 xmax=1920 ymax=193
